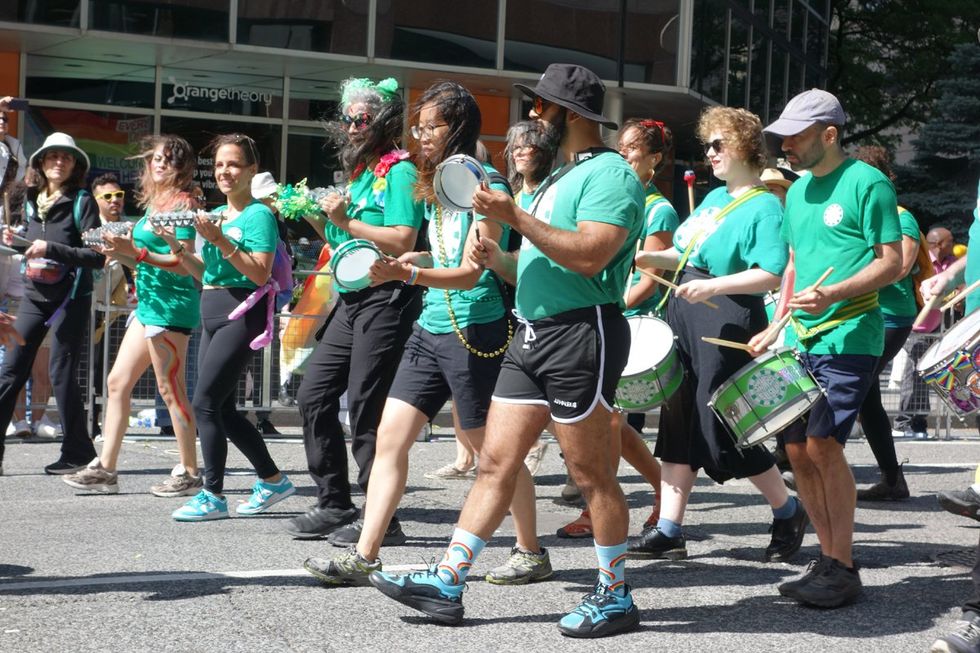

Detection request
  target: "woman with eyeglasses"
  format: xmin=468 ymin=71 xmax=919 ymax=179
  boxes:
xmin=632 ymin=107 xmax=806 ymax=562
xmin=303 ymin=80 xmax=550 ymax=586
xmin=150 ymin=133 xmax=295 ymax=521
xmin=287 ymin=77 xmax=425 ymax=542
xmin=0 ymin=132 xmax=103 ymax=476
xmin=64 ymin=135 xmax=202 ymax=497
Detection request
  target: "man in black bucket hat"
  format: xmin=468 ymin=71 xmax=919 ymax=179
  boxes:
xmin=369 ymin=63 xmax=646 ymax=638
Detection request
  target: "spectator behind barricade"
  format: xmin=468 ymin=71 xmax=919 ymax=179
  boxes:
xmin=761 ymin=167 xmax=799 ymax=207
xmin=0 ymin=103 xmax=27 ymax=183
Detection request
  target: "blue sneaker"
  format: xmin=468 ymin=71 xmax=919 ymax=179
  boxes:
xmin=172 ymin=489 xmax=229 ymax=522
xmin=558 ymin=583 xmax=640 ymax=638
xmin=236 ymin=475 xmax=296 ymax=515
xmin=369 ymin=567 xmax=465 ymax=625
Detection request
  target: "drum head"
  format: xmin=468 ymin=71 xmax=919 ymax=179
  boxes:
xmin=434 ymin=155 xmax=487 ymax=212
xmin=332 ymin=242 xmax=380 ymax=290
xmin=919 ymin=309 xmax=980 ymax=371
xmin=623 ymin=316 xmax=674 ymax=376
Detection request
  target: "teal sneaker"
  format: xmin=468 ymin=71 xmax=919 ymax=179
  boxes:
xmin=369 ymin=567 xmax=465 ymax=625
xmin=172 ymin=489 xmax=229 ymax=522
xmin=558 ymin=583 xmax=640 ymax=638
xmin=236 ymin=475 xmax=296 ymax=516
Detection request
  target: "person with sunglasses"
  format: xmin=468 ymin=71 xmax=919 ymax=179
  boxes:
xmin=632 ymin=107 xmax=807 ymax=565
xmin=370 ymin=63 xmax=645 ymax=638
xmin=64 ymin=137 xmax=203 ymax=498
xmin=0 ymin=99 xmax=27 ymax=183
xmin=287 ymin=78 xmax=425 ymax=542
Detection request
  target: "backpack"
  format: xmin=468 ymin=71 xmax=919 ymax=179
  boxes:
xmin=270 ymin=238 xmax=294 ymax=311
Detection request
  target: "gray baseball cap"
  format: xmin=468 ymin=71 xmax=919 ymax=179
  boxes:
xmin=764 ymin=89 xmax=846 ymax=137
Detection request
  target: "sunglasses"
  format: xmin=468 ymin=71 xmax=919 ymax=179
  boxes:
xmin=0 ymin=116 xmax=7 ymax=124
xmin=97 ymin=190 xmax=125 ymax=201
xmin=703 ymin=139 xmax=725 ymax=156
xmin=533 ymin=96 xmax=553 ymax=116
xmin=341 ymin=113 xmax=372 ymax=129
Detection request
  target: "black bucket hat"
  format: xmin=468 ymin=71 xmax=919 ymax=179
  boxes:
xmin=515 ymin=63 xmax=618 ymax=130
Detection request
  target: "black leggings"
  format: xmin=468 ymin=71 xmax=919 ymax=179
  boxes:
xmin=0 ymin=294 xmax=94 ymax=464
xmin=858 ymin=326 xmax=912 ymax=478
xmin=194 ymin=288 xmax=280 ymax=495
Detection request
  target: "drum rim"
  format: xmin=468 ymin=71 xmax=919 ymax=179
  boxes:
xmin=918 ymin=310 xmax=980 ymax=372
xmin=707 ymin=346 xmax=799 ymax=406
xmin=434 ymin=154 xmax=487 ymax=212
xmin=330 ymin=239 xmax=381 ymax=288
xmin=622 ymin=315 xmax=675 ymax=375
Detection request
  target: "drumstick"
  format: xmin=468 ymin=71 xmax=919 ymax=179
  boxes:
xmin=623 ymin=238 xmax=642 ymax=303
xmin=2 ymin=191 xmax=9 ymax=227
xmin=809 ymin=266 xmax=834 ymax=292
xmin=701 ymin=336 xmax=756 ymax=352
xmin=941 ymin=279 xmax=980 ymax=312
xmin=768 ymin=266 xmax=832 ymax=339
xmin=637 ymin=268 xmax=719 ymax=309
xmin=912 ymin=292 xmax=943 ymax=329
xmin=684 ymin=170 xmax=696 ymax=214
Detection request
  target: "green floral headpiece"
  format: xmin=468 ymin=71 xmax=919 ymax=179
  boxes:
xmin=341 ymin=77 xmax=399 ymax=107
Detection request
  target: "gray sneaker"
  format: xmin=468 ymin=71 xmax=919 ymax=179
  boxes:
xmin=63 ymin=458 xmax=118 ymax=494
xmin=485 ymin=547 xmax=553 ymax=585
xmin=304 ymin=547 xmax=381 ymax=586
xmin=151 ymin=464 xmax=204 ymax=498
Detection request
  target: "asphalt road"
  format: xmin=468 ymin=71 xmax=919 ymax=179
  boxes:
xmin=1 ymin=428 xmax=978 ymax=652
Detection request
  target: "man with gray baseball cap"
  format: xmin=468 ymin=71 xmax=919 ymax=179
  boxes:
xmin=751 ymin=89 xmax=903 ymax=608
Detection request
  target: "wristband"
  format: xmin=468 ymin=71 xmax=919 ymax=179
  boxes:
xmin=406 ymin=265 xmax=419 ymax=286
xmin=221 ymin=244 xmax=240 ymax=260
xmin=135 ymin=247 xmax=149 ymax=263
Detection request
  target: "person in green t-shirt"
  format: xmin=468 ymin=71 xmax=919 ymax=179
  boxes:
xmin=754 ymin=89 xmax=904 ymax=609
xmin=287 ymin=77 xmax=425 ymax=543
xmin=632 ymin=106 xmax=803 ymax=567
xmin=163 ymin=133 xmax=295 ymax=522
xmin=303 ymin=80 xmax=545 ymax=588
xmin=369 ymin=64 xmax=644 ymax=638
xmin=65 ymin=135 xmax=201 ymax=497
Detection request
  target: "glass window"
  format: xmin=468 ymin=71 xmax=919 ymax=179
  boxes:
xmin=754 ymin=0 xmax=771 ymax=25
xmin=772 ymin=0 xmax=790 ymax=40
xmin=159 ymin=117 xmax=281 ymax=207
xmin=769 ymin=46 xmax=788 ymax=115
xmin=0 ymin=1 xmax=80 ymax=27
xmin=236 ymin=1 xmax=367 ymax=56
xmin=23 ymin=108 xmax=151 ymax=215
xmin=89 ymin=0 xmax=230 ymax=42
xmin=788 ymin=57 xmax=805 ymax=98
xmin=790 ymin=0 xmax=806 ymax=50
xmin=376 ymin=0 xmax=498 ymax=69
xmin=622 ymin=1 xmax=680 ymax=85
xmin=25 ymin=56 xmax=156 ymax=109
xmin=288 ymin=78 xmax=342 ymax=123
xmin=504 ymin=0 xmax=620 ymax=77
xmin=162 ymin=68 xmax=283 ymax=119
xmin=690 ymin=0 xmax=727 ymax=102
xmin=286 ymin=131 xmax=340 ymax=191
xmin=728 ymin=12 xmax=750 ymax=107
xmin=806 ymin=17 xmax=826 ymax=65
xmin=749 ymin=35 xmax=769 ymax=119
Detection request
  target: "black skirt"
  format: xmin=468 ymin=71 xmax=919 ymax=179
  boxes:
xmin=654 ymin=267 xmax=777 ymax=483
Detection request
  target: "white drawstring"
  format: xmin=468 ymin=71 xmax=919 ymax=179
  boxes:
xmin=512 ymin=309 xmax=537 ymax=348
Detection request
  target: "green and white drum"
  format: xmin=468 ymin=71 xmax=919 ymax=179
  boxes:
xmin=615 ymin=316 xmax=683 ymax=412
xmin=330 ymin=238 xmax=382 ymax=291
xmin=708 ymin=347 xmax=822 ymax=448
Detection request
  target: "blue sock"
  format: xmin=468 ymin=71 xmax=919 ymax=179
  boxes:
xmin=436 ymin=527 xmax=485 ymax=586
xmin=657 ymin=517 xmax=682 ymax=538
xmin=772 ymin=496 xmax=798 ymax=520
xmin=595 ymin=541 xmax=628 ymax=595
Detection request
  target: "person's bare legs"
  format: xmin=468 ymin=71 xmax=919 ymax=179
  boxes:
xmin=796 ymin=437 xmax=855 ymax=566
xmin=786 ymin=441 xmax=833 ymax=557
xmin=659 ymin=461 xmax=697 ymax=523
xmin=451 ymin=404 xmax=477 ymax=471
xmin=748 ymin=464 xmax=791 ymax=508
xmin=147 ymin=331 xmax=197 ymax=475
xmin=100 ymin=322 xmax=153 ymax=471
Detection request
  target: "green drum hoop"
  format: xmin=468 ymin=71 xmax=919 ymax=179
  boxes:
xmin=615 ymin=316 xmax=683 ymax=413
xmin=330 ymin=239 xmax=381 ymax=291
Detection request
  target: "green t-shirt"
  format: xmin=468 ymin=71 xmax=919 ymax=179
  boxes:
xmin=515 ymin=151 xmax=644 ymax=320
xmin=780 ymin=158 xmax=902 ymax=355
xmin=324 ymin=160 xmax=424 ymax=294
xmin=967 ymin=179 xmax=980 ymax=316
xmin=133 ymin=214 xmax=200 ymax=329
xmin=673 ymin=186 xmax=788 ymax=278
xmin=418 ymin=164 xmax=511 ymax=333
xmin=878 ymin=207 xmax=921 ymax=326
xmin=624 ymin=188 xmax=679 ymax=317
xmin=202 ymin=201 xmax=278 ymax=289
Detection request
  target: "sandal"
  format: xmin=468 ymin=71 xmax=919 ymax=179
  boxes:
xmin=557 ymin=509 xmax=593 ymax=538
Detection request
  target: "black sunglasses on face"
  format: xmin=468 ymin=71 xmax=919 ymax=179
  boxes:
xmin=703 ymin=139 xmax=725 ymax=156
xmin=341 ymin=113 xmax=372 ymax=129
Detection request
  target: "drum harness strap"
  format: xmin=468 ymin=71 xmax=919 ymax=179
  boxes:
xmin=788 ymin=289 xmax=879 ymax=342
xmin=655 ymin=186 xmax=769 ymax=312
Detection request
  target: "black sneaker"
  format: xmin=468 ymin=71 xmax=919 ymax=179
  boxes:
xmin=765 ymin=500 xmax=809 ymax=562
xmin=257 ymin=419 xmax=280 ymax=436
xmin=938 ymin=488 xmax=980 ymax=522
xmin=790 ymin=558 xmax=862 ymax=608
xmin=857 ymin=468 xmax=910 ymax=501
xmin=328 ymin=517 xmax=407 ymax=547
xmin=43 ymin=459 xmax=89 ymax=475
xmin=778 ymin=555 xmax=830 ymax=597
xmin=283 ymin=505 xmax=357 ymax=539
xmin=627 ymin=527 xmax=687 ymax=560
xmin=931 ymin=612 xmax=980 ymax=653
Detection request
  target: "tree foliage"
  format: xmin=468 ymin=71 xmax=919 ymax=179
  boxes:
xmin=827 ymin=0 xmax=979 ymax=148
xmin=898 ymin=43 xmax=980 ymax=238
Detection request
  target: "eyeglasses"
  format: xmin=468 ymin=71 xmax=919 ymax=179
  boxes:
xmin=96 ymin=190 xmax=125 ymax=201
xmin=703 ymin=139 xmax=725 ymax=156
xmin=410 ymin=123 xmax=447 ymax=139
xmin=341 ymin=112 xmax=372 ymax=129
xmin=533 ymin=96 xmax=552 ymax=116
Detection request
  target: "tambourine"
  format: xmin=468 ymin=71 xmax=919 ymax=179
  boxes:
xmin=82 ymin=221 xmax=133 ymax=247
xmin=147 ymin=210 xmax=225 ymax=228
xmin=433 ymin=154 xmax=487 ymax=212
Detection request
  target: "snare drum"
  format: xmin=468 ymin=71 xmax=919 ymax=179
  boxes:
xmin=329 ymin=239 xmax=382 ymax=291
xmin=917 ymin=309 xmax=980 ymax=417
xmin=708 ymin=348 xmax=822 ymax=448
xmin=615 ymin=316 xmax=683 ymax=412
xmin=433 ymin=154 xmax=488 ymax=213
